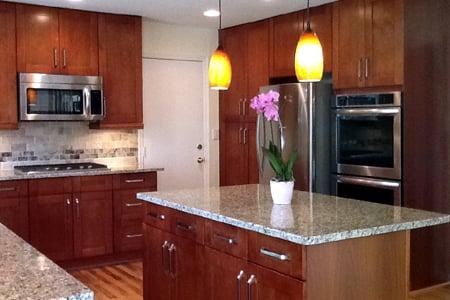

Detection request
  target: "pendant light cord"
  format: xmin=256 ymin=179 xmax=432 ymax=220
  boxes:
xmin=306 ymin=0 xmax=311 ymax=30
xmin=217 ymin=0 xmax=222 ymax=46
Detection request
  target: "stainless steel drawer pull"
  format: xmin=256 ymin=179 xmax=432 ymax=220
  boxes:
xmin=125 ymin=179 xmax=144 ymax=183
xmin=0 ymin=187 xmax=16 ymax=192
xmin=214 ymin=233 xmax=236 ymax=245
xmin=260 ymin=248 xmax=290 ymax=261
xmin=125 ymin=202 xmax=143 ymax=207
xmin=176 ymin=221 xmax=195 ymax=232
xmin=126 ymin=234 xmax=143 ymax=238
xmin=147 ymin=212 xmax=166 ymax=220
xmin=236 ymin=270 xmax=244 ymax=300
xmin=247 ymin=275 xmax=256 ymax=300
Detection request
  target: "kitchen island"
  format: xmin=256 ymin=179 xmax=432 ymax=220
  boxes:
xmin=137 ymin=184 xmax=450 ymax=300
xmin=0 ymin=223 xmax=93 ymax=300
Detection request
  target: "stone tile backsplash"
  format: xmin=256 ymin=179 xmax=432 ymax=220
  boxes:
xmin=0 ymin=122 xmax=138 ymax=170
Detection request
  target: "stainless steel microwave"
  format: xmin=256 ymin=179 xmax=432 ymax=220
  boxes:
xmin=19 ymin=73 xmax=104 ymax=121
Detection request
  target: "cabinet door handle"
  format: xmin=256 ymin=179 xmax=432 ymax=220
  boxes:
xmin=236 ymin=270 xmax=244 ymax=300
xmin=168 ymin=243 xmax=177 ymax=278
xmin=53 ymin=48 xmax=58 ymax=68
xmin=243 ymin=128 xmax=248 ymax=145
xmin=162 ymin=241 xmax=170 ymax=275
xmin=238 ymin=127 xmax=243 ymax=144
xmin=126 ymin=234 xmax=143 ymax=238
xmin=125 ymin=202 xmax=143 ymax=207
xmin=358 ymin=58 xmax=362 ymax=81
xmin=238 ymin=99 xmax=243 ymax=116
xmin=364 ymin=57 xmax=369 ymax=79
xmin=176 ymin=221 xmax=195 ymax=232
xmin=147 ymin=212 xmax=166 ymax=220
xmin=247 ymin=275 xmax=256 ymax=300
xmin=63 ymin=48 xmax=67 ymax=68
xmin=74 ymin=198 xmax=80 ymax=218
xmin=242 ymin=98 xmax=247 ymax=115
xmin=214 ymin=233 xmax=236 ymax=245
xmin=0 ymin=187 xmax=16 ymax=192
xmin=66 ymin=198 xmax=71 ymax=205
xmin=260 ymin=247 xmax=290 ymax=261
xmin=125 ymin=179 xmax=144 ymax=183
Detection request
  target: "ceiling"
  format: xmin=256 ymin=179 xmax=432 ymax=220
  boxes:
xmin=9 ymin=0 xmax=335 ymax=28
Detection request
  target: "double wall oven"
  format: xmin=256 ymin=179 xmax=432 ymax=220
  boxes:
xmin=331 ymin=91 xmax=402 ymax=206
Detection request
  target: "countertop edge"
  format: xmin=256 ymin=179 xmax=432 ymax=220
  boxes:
xmin=137 ymin=193 xmax=450 ymax=246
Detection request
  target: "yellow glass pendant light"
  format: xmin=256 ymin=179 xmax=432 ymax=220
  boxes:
xmin=208 ymin=0 xmax=232 ymax=90
xmin=295 ymin=0 xmax=324 ymax=82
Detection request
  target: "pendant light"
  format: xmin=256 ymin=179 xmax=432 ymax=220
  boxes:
xmin=208 ymin=0 xmax=232 ymax=90
xmin=295 ymin=0 xmax=324 ymax=82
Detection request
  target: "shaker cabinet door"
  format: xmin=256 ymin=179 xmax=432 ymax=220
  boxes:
xmin=220 ymin=122 xmax=249 ymax=186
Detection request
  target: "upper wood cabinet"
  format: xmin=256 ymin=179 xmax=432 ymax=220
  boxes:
xmin=333 ymin=0 xmax=404 ymax=90
xmin=269 ymin=12 xmax=303 ymax=78
xmin=58 ymin=9 xmax=99 ymax=75
xmin=16 ymin=4 xmax=99 ymax=75
xmin=0 ymin=2 xmax=18 ymax=130
xmin=94 ymin=14 xmax=143 ymax=129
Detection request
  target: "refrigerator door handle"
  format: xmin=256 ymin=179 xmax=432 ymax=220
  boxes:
xmin=256 ymin=115 xmax=264 ymax=172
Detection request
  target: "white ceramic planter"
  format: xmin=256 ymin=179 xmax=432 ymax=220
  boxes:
xmin=270 ymin=179 xmax=294 ymax=205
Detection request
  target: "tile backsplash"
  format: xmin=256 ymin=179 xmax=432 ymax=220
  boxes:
xmin=0 ymin=122 xmax=138 ymax=170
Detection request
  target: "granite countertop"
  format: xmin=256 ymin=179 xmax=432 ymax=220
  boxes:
xmin=137 ymin=184 xmax=450 ymax=246
xmin=0 ymin=223 xmax=93 ymax=300
xmin=0 ymin=167 xmax=164 ymax=181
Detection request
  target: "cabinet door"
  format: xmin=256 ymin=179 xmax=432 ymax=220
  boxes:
xmin=204 ymin=247 xmax=248 ymax=300
xmin=332 ymin=0 xmax=366 ymax=89
xmin=73 ymin=191 xmax=113 ymax=258
xmin=306 ymin=4 xmax=333 ymax=73
xmin=246 ymin=20 xmax=269 ymax=122
xmin=30 ymin=194 xmax=74 ymax=261
xmin=96 ymin=14 xmax=143 ymax=129
xmin=246 ymin=122 xmax=259 ymax=184
xmin=270 ymin=12 xmax=303 ymax=78
xmin=247 ymin=263 xmax=304 ymax=300
xmin=220 ymin=122 xmax=248 ymax=186
xmin=172 ymin=235 xmax=204 ymax=300
xmin=0 ymin=2 xmax=18 ymax=130
xmin=16 ymin=4 xmax=60 ymax=74
xmin=220 ymin=26 xmax=247 ymax=121
xmin=143 ymin=225 xmax=173 ymax=300
xmin=364 ymin=0 xmax=404 ymax=87
xmin=0 ymin=181 xmax=28 ymax=240
xmin=59 ymin=9 xmax=99 ymax=76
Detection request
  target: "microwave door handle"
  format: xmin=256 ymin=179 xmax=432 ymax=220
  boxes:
xmin=83 ymin=87 xmax=91 ymax=119
xmin=336 ymin=108 xmax=400 ymax=116
xmin=336 ymin=176 xmax=400 ymax=189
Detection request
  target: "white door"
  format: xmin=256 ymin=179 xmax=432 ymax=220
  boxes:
xmin=142 ymin=58 xmax=206 ymax=191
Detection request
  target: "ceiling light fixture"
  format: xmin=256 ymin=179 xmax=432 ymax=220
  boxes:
xmin=203 ymin=9 xmax=220 ymax=17
xmin=208 ymin=0 xmax=232 ymax=90
xmin=294 ymin=0 xmax=324 ymax=82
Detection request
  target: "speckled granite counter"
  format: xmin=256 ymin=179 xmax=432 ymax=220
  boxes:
xmin=0 ymin=223 xmax=93 ymax=300
xmin=137 ymin=184 xmax=450 ymax=245
xmin=0 ymin=167 xmax=163 ymax=181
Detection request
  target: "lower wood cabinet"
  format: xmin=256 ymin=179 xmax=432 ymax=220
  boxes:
xmin=0 ymin=181 xmax=29 ymax=240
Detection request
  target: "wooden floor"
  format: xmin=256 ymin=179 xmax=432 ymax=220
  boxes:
xmin=71 ymin=262 xmax=450 ymax=300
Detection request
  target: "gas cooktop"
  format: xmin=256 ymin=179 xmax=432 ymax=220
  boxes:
xmin=14 ymin=163 xmax=109 ymax=174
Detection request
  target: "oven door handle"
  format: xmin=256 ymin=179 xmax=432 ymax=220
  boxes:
xmin=336 ymin=176 xmax=400 ymax=189
xmin=336 ymin=108 xmax=400 ymax=116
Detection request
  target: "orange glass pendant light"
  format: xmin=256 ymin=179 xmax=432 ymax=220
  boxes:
xmin=295 ymin=0 xmax=324 ymax=82
xmin=208 ymin=0 xmax=232 ymax=90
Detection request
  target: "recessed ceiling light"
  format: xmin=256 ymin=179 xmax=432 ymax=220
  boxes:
xmin=203 ymin=9 xmax=220 ymax=17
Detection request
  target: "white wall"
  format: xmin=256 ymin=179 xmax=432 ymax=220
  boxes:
xmin=140 ymin=20 xmax=220 ymax=186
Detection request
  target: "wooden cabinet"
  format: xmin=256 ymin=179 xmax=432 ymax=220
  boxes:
xmin=269 ymin=12 xmax=303 ymax=78
xmin=0 ymin=181 xmax=29 ymax=240
xmin=333 ymin=0 xmax=404 ymax=89
xmin=58 ymin=9 xmax=99 ymax=75
xmin=220 ymin=122 xmax=258 ymax=186
xmin=16 ymin=4 xmax=99 ymax=75
xmin=0 ymin=2 xmax=18 ymax=130
xmin=94 ymin=14 xmax=143 ymax=129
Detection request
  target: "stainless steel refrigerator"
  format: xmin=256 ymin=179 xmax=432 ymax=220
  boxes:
xmin=258 ymin=76 xmax=333 ymax=193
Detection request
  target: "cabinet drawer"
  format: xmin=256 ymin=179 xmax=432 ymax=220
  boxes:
xmin=113 ymin=172 xmax=157 ymax=190
xmin=29 ymin=178 xmax=72 ymax=195
xmin=0 ymin=180 xmax=28 ymax=197
xmin=115 ymin=219 xmax=144 ymax=252
xmin=143 ymin=202 xmax=171 ymax=231
xmin=171 ymin=210 xmax=204 ymax=244
xmin=114 ymin=189 xmax=146 ymax=219
xmin=248 ymin=231 xmax=305 ymax=280
xmin=73 ymin=175 xmax=112 ymax=192
xmin=205 ymin=220 xmax=247 ymax=259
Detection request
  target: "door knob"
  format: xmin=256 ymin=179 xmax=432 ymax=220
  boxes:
xmin=197 ymin=157 xmax=205 ymax=164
